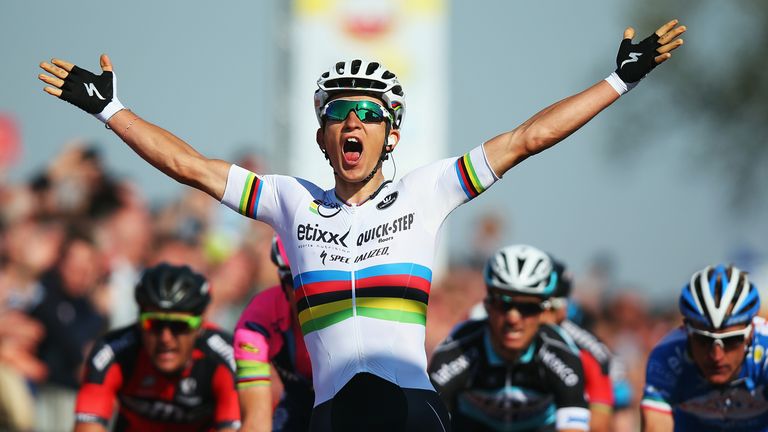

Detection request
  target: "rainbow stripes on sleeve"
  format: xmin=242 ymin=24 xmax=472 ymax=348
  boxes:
xmin=237 ymin=172 xmax=264 ymax=218
xmin=235 ymin=359 xmax=271 ymax=389
xmin=293 ymin=263 xmax=432 ymax=335
xmin=455 ymin=146 xmax=497 ymax=200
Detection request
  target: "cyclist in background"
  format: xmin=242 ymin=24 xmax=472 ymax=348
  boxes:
xmin=429 ymin=245 xmax=589 ymax=431
xmin=540 ymin=258 xmax=614 ymax=432
xmin=234 ymin=235 xmax=313 ymax=432
xmin=74 ymin=264 xmax=240 ymax=432
xmin=641 ymin=264 xmax=768 ymax=432
xmin=40 ymin=19 xmax=685 ymax=431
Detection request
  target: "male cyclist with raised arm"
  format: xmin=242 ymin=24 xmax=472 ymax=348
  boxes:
xmin=74 ymin=264 xmax=240 ymax=432
xmin=234 ymin=235 xmax=313 ymax=432
xmin=40 ymin=19 xmax=684 ymax=431
xmin=429 ymin=245 xmax=589 ymax=431
xmin=641 ymin=264 xmax=768 ymax=432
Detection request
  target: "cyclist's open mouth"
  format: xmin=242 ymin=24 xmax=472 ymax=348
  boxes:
xmin=343 ymin=137 xmax=362 ymax=163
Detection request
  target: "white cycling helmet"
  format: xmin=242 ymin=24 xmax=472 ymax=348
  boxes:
xmin=314 ymin=59 xmax=406 ymax=129
xmin=484 ymin=244 xmax=558 ymax=298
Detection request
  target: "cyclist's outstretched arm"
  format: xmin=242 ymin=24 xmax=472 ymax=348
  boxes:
xmin=641 ymin=408 xmax=673 ymax=432
xmin=484 ymin=19 xmax=686 ymax=176
xmin=38 ymin=54 xmax=231 ymax=201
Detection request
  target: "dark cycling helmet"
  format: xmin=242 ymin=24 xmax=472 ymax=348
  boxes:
xmin=679 ymin=264 xmax=760 ymax=330
xmin=550 ymin=258 xmax=572 ymax=299
xmin=135 ymin=263 xmax=210 ymax=315
xmin=270 ymin=234 xmax=291 ymax=271
xmin=314 ymin=59 xmax=406 ymax=129
xmin=484 ymin=244 xmax=557 ymax=298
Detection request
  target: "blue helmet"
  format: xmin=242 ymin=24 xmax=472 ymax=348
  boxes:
xmin=679 ymin=264 xmax=760 ymax=329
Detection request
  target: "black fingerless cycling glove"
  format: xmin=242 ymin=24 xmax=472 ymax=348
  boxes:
xmin=615 ymin=33 xmax=661 ymax=84
xmin=60 ymin=65 xmax=124 ymax=122
xmin=605 ymin=32 xmax=662 ymax=95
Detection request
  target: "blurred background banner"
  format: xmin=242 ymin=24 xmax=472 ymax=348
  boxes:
xmin=0 ymin=113 xmax=21 ymax=172
xmin=289 ymin=0 xmax=448 ymax=184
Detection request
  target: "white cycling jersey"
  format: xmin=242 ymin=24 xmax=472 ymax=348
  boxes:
xmin=221 ymin=144 xmax=499 ymax=405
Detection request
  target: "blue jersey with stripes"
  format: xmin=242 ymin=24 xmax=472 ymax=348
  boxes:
xmin=221 ymin=144 xmax=499 ymax=405
xmin=641 ymin=317 xmax=768 ymax=431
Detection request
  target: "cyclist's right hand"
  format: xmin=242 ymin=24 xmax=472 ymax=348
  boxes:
xmin=39 ymin=54 xmax=125 ymax=123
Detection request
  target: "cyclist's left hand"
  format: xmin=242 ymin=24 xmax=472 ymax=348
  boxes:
xmin=615 ymin=19 xmax=686 ymax=85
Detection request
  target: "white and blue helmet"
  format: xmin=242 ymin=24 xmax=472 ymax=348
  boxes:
xmin=679 ymin=264 xmax=760 ymax=329
xmin=484 ymin=244 xmax=558 ymax=298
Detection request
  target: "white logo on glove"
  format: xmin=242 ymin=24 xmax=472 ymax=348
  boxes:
xmin=620 ymin=52 xmax=643 ymax=69
xmin=84 ymin=82 xmax=106 ymax=100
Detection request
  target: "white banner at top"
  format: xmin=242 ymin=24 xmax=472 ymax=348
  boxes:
xmin=289 ymin=0 xmax=448 ymax=188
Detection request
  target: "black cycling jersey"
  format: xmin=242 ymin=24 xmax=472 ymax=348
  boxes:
xmin=429 ymin=321 xmax=589 ymax=432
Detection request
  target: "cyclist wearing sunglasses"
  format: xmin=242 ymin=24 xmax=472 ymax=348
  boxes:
xmin=641 ymin=264 xmax=768 ymax=432
xmin=539 ymin=259 xmax=616 ymax=432
xmin=39 ymin=19 xmax=685 ymax=431
xmin=429 ymin=245 xmax=589 ymax=431
xmin=234 ymin=235 xmax=313 ymax=432
xmin=74 ymin=264 xmax=241 ymax=432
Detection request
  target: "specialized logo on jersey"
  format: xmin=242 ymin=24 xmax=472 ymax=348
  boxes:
xmin=297 ymin=224 xmax=350 ymax=248
xmin=310 ymin=199 xmax=342 ymax=218
xmin=356 ymin=213 xmax=415 ymax=246
xmin=455 ymin=152 xmax=487 ymax=199
xmin=376 ymin=191 xmax=398 ymax=210
xmin=354 ymin=246 xmax=390 ymax=263
xmin=320 ymin=250 xmax=350 ymax=265
xmin=620 ymin=52 xmax=643 ymax=69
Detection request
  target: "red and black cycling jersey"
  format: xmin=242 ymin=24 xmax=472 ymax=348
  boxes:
xmin=429 ymin=320 xmax=590 ymax=431
xmin=75 ymin=325 xmax=241 ymax=432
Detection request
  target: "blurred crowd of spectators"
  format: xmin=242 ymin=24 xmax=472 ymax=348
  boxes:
xmin=0 ymin=142 xmax=681 ymax=431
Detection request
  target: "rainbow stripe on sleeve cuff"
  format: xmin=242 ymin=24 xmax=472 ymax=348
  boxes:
xmin=237 ymin=172 xmax=263 ymax=218
xmin=454 ymin=145 xmax=497 ymax=200
xmin=236 ymin=359 xmax=271 ymax=389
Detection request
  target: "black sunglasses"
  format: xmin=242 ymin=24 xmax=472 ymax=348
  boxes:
xmin=486 ymin=294 xmax=545 ymax=317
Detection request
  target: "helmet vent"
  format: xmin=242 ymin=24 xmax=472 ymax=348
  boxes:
xmin=392 ymin=85 xmax=403 ymax=96
xmin=351 ymin=59 xmax=362 ymax=74
xmin=367 ymin=62 xmax=381 ymax=75
xmin=335 ymin=62 xmax=345 ymax=74
xmin=321 ymin=72 xmax=329 ymax=78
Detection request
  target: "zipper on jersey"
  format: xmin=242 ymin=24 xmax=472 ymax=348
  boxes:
xmin=349 ymin=204 xmax=366 ymax=368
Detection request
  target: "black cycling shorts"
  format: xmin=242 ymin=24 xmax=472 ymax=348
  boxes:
xmin=309 ymin=372 xmax=451 ymax=432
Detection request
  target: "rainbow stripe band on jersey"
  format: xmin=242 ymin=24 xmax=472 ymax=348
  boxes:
xmin=455 ymin=152 xmax=486 ymax=199
xmin=293 ymin=263 xmax=432 ymax=335
xmin=235 ymin=359 xmax=271 ymax=389
xmin=238 ymin=172 xmax=263 ymax=218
